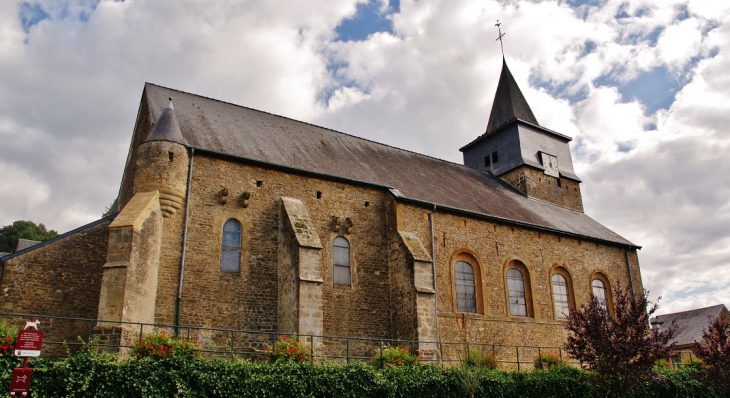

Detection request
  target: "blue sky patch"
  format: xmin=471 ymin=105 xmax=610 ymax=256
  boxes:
xmin=336 ymin=0 xmax=398 ymax=42
xmin=595 ymin=66 xmax=683 ymax=115
xmin=19 ymin=2 xmax=49 ymax=33
xmin=529 ymin=74 xmax=589 ymax=105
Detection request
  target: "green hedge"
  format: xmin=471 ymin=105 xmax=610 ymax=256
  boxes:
xmin=1 ymin=354 xmax=724 ymax=397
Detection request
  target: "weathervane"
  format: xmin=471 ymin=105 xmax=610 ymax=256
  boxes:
xmin=495 ymin=20 xmax=506 ymax=57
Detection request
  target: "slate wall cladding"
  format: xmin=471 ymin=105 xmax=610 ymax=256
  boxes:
xmin=500 ymin=166 xmax=584 ymax=212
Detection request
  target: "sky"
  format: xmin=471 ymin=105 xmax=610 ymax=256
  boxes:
xmin=1 ymin=0 xmax=729 ymax=316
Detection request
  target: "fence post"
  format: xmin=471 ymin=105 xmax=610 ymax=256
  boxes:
xmin=379 ymin=340 xmax=384 ymax=369
xmin=559 ymin=347 xmax=562 ymax=360
xmin=516 ymin=346 xmax=520 ymax=371
xmin=230 ymin=331 xmax=235 ymax=358
xmin=346 ymin=338 xmax=350 ymax=364
xmin=310 ymin=334 xmax=314 ymax=362
xmin=87 ymin=320 xmax=93 ymax=343
xmin=139 ymin=323 xmax=144 ymax=345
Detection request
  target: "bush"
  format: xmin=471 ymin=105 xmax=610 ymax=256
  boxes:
xmin=0 ymin=322 xmax=21 ymax=391
xmin=534 ymin=351 xmax=568 ymax=369
xmin=262 ymin=335 xmax=312 ymax=363
xmin=131 ymin=330 xmax=200 ymax=360
xmin=463 ymin=348 xmax=498 ymax=369
xmin=371 ymin=344 xmax=420 ymax=369
xmin=564 ymin=284 xmax=676 ymax=395
xmin=692 ymin=316 xmax=730 ymax=394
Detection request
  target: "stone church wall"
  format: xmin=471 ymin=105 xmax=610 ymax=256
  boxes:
xmin=500 ymin=166 xmax=584 ymax=212
xmin=167 ymin=153 xmax=394 ymax=345
xmin=0 ymin=219 xmax=111 ymax=355
xmin=396 ymin=202 xmax=641 ymax=351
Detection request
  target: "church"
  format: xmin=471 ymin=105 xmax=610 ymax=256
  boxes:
xmin=0 ymin=59 xmax=642 ymax=361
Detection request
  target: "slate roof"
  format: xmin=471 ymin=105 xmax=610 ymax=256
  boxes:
xmin=651 ymin=304 xmax=728 ymax=347
xmin=15 ymin=239 xmax=41 ymax=252
xmin=485 ymin=59 xmax=539 ymax=134
xmin=146 ymin=98 xmax=186 ymax=144
xmin=142 ymin=83 xmax=637 ymax=248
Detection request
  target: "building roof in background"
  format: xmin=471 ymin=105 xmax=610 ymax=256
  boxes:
xmin=652 ymin=304 xmax=729 ymax=347
xmin=141 ymin=83 xmax=637 ymax=248
xmin=15 ymin=239 xmax=41 ymax=252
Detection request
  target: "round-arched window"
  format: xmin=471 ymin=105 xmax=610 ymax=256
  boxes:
xmin=454 ymin=261 xmax=477 ymax=313
xmin=221 ymin=219 xmax=241 ymax=272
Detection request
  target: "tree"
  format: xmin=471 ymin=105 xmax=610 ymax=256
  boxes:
xmin=692 ymin=316 xmax=730 ymax=394
xmin=564 ymin=283 xmax=676 ymax=394
xmin=0 ymin=220 xmax=59 ymax=253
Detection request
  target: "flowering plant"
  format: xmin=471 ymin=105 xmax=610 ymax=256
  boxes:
xmin=463 ymin=348 xmax=498 ymax=369
xmin=262 ymin=335 xmax=312 ymax=363
xmin=0 ymin=322 xmax=18 ymax=357
xmin=534 ymin=351 xmax=568 ymax=369
xmin=0 ymin=322 xmax=21 ymax=379
xmin=372 ymin=344 xmax=421 ymax=369
xmin=131 ymin=330 xmax=200 ymax=360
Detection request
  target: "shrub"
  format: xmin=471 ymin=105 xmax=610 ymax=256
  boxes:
xmin=534 ymin=351 xmax=567 ymax=369
xmin=131 ymin=330 xmax=200 ymax=360
xmin=372 ymin=344 xmax=420 ymax=369
xmin=692 ymin=316 xmax=730 ymax=394
xmin=564 ymin=284 xmax=676 ymax=395
xmin=262 ymin=335 xmax=312 ymax=363
xmin=0 ymin=322 xmax=20 ymax=390
xmin=463 ymin=348 xmax=498 ymax=369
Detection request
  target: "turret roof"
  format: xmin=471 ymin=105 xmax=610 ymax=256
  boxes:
xmin=146 ymin=98 xmax=186 ymax=144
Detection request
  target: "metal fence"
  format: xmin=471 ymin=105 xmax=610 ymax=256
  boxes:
xmin=0 ymin=312 xmax=579 ymax=369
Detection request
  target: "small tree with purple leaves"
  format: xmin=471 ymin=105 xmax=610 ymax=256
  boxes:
xmin=692 ymin=316 xmax=730 ymax=394
xmin=564 ymin=283 xmax=676 ymax=395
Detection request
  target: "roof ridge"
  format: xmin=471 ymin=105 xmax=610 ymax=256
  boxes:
xmin=655 ymin=304 xmax=726 ymax=318
xmin=144 ymin=82 xmax=475 ymax=171
xmin=0 ymin=213 xmax=117 ymax=262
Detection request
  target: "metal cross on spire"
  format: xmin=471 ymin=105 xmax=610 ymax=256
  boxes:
xmin=495 ymin=20 xmax=506 ymax=57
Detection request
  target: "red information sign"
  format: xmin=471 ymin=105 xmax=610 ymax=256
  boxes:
xmin=9 ymin=367 xmax=32 ymax=396
xmin=14 ymin=329 xmax=43 ymax=357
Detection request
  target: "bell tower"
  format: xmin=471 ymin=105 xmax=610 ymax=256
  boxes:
xmin=460 ymin=59 xmax=584 ymax=212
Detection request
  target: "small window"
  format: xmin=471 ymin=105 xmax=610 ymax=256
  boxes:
xmin=333 ymin=237 xmax=350 ymax=285
xmin=484 ymin=155 xmax=491 ymax=167
xmin=507 ymin=268 xmax=527 ymax=316
xmin=221 ymin=219 xmax=242 ymax=272
xmin=454 ymin=261 xmax=477 ymax=313
xmin=592 ymin=279 xmax=608 ymax=309
xmin=492 ymin=151 xmax=499 ymax=163
xmin=552 ymin=274 xmax=570 ymax=319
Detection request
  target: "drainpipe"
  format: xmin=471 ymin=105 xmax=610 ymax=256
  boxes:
xmin=175 ymin=148 xmax=194 ymax=334
xmin=624 ymin=249 xmax=636 ymax=298
xmin=428 ymin=205 xmax=440 ymax=343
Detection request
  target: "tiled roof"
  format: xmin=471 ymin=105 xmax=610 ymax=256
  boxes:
xmin=142 ymin=83 xmax=637 ymax=248
xmin=651 ymin=304 xmax=728 ymax=347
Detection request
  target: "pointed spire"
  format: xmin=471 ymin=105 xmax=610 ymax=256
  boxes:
xmin=146 ymin=97 xmax=186 ymax=144
xmin=485 ymin=59 xmax=539 ymax=134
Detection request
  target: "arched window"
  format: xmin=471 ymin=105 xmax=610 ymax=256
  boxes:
xmin=507 ymin=268 xmax=527 ymax=316
xmin=333 ymin=237 xmax=350 ymax=285
xmin=221 ymin=219 xmax=241 ymax=272
xmin=592 ymin=279 xmax=608 ymax=309
xmin=454 ymin=261 xmax=477 ymax=313
xmin=552 ymin=274 xmax=570 ymax=319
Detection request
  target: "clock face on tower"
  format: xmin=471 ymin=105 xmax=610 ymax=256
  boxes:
xmin=541 ymin=152 xmax=559 ymax=178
